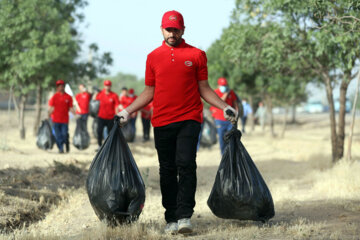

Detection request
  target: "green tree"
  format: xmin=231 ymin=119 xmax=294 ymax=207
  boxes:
xmin=0 ymin=0 xmax=112 ymax=138
xmin=235 ymin=0 xmax=360 ymax=162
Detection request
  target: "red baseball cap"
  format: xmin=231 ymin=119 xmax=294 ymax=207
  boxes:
xmin=56 ymin=79 xmax=65 ymax=86
xmin=217 ymin=77 xmax=228 ymax=86
xmin=104 ymin=80 xmax=112 ymax=86
xmin=129 ymin=88 xmax=134 ymax=94
xmin=161 ymin=10 xmax=185 ymax=30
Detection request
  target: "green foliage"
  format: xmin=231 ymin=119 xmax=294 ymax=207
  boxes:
xmin=0 ymin=0 xmax=112 ymax=95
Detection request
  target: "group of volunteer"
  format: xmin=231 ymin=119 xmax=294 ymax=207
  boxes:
xmin=48 ymin=79 xmax=152 ymax=153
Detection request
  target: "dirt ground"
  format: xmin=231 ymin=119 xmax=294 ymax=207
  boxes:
xmin=0 ymin=109 xmax=360 ymax=240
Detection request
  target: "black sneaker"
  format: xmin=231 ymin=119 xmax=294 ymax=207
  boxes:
xmin=59 ymin=149 xmax=64 ymax=154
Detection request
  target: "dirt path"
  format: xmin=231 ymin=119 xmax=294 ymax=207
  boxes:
xmin=1 ymin=111 xmax=360 ymax=239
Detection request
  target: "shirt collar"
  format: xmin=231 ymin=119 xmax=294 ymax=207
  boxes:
xmin=162 ymin=39 xmax=186 ymax=48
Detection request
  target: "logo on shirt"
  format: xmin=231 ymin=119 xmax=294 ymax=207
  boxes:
xmin=169 ymin=15 xmax=177 ymax=21
xmin=184 ymin=61 xmax=193 ymax=67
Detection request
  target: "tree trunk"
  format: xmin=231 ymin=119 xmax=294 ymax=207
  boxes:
xmin=346 ymin=71 xmax=360 ymax=161
xmin=290 ymin=104 xmax=296 ymax=124
xmin=265 ymin=95 xmax=275 ymax=137
xmin=336 ymin=76 xmax=350 ymax=161
xmin=323 ymin=72 xmax=338 ymax=163
xmin=281 ymin=107 xmax=288 ymax=138
xmin=19 ymin=94 xmax=27 ymax=139
xmin=248 ymin=95 xmax=255 ymax=131
xmin=33 ymin=85 xmax=43 ymax=136
xmin=11 ymin=92 xmax=20 ymax=125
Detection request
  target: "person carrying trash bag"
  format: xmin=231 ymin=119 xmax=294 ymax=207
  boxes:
xmin=117 ymin=10 xmax=238 ymax=234
xmin=36 ymin=119 xmax=56 ymax=150
xmin=210 ymin=77 xmax=239 ymax=155
xmin=86 ymin=116 xmax=145 ymax=226
xmin=207 ymin=110 xmax=275 ymax=222
xmin=93 ymin=80 xmax=120 ymax=151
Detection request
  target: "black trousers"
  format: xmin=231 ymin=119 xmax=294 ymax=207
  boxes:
xmin=154 ymin=120 xmax=201 ymax=223
xmin=97 ymin=117 xmax=114 ymax=147
xmin=141 ymin=118 xmax=151 ymax=140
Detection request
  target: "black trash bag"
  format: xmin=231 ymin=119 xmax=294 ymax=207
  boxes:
xmin=207 ymin=125 xmax=275 ymax=222
xmin=89 ymin=100 xmax=100 ymax=118
xmin=121 ymin=122 xmax=135 ymax=143
xmin=86 ymin=116 xmax=145 ymax=226
xmin=36 ymin=119 xmax=56 ymax=150
xmin=200 ymin=117 xmax=217 ymax=147
xmin=73 ymin=118 xmax=90 ymax=150
xmin=92 ymin=118 xmax=98 ymax=139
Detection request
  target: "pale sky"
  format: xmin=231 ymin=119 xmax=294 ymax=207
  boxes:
xmin=80 ymin=0 xmax=235 ymax=78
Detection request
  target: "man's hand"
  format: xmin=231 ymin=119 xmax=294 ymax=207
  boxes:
xmin=223 ymin=105 xmax=238 ymax=124
xmin=117 ymin=109 xmax=130 ymax=126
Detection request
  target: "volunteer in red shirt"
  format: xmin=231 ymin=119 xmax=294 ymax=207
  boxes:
xmin=48 ymin=80 xmax=76 ymax=153
xmin=140 ymin=101 xmax=153 ymax=141
xmin=118 ymin=87 xmax=129 ymax=110
xmin=117 ymin=10 xmax=237 ymax=234
xmin=94 ymin=80 xmax=119 ymax=149
xmin=127 ymin=88 xmax=138 ymax=134
xmin=210 ymin=77 xmax=239 ymax=155
xmin=75 ymin=84 xmax=91 ymax=126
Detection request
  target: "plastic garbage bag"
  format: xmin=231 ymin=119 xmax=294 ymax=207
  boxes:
xmin=36 ymin=119 xmax=56 ymax=150
xmin=89 ymin=100 xmax=100 ymax=118
xmin=121 ymin=122 xmax=135 ymax=143
xmin=200 ymin=117 xmax=217 ymax=147
xmin=86 ymin=116 xmax=145 ymax=225
xmin=73 ymin=118 xmax=90 ymax=150
xmin=207 ymin=124 xmax=275 ymax=222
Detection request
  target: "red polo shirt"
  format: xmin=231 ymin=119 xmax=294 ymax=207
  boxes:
xmin=210 ymin=89 xmax=237 ymax=121
xmin=145 ymin=39 xmax=208 ymax=127
xmin=96 ymin=89 xmax=119 ymax=120
xmin=119 ymin=95 xmax=136 ymax=109
xmin=49 ymin=92 xmax=73 ymax=124
xmin=75 ymin=92 xmax=91 ymax=114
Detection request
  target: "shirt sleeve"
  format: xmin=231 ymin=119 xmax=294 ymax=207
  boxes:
xmin=95 ymin=92 xmax=101 ymax=101
xmin=145 ymin=55 xmax=155 ymax=86
xmin=114 ymin=93 xmax=120 ymax=108
xmin=196 ymin=51 xmax=208 ymax=81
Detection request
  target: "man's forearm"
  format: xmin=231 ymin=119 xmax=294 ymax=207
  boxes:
xmin=199 ymin=82 xmax=228 ymax=109
xmin=48 ymin=107 xmax=54 ymax=116
xmin=125 ymin=86 xmax=154 ymax=114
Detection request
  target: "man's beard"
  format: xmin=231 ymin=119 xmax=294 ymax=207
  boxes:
xmin=165 ymin=36 xmax=182 ymax=47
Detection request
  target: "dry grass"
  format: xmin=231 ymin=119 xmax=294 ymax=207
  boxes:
xmin=1 ymin=111 xmax=360 ymax=239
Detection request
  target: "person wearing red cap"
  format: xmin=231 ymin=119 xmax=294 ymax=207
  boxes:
xmin=48 ymin=80 xmax=76 ymax=153
xmin=117 ymin=10 xmax=238 ymax=234
xmin=119 ymin=87 xmax=138 ymax=137
xmin=94 ymin=80 xmax=119 ymax=149
xmin=75 ymin=84 xmax=91 ymax=127
xmin=210 ymin=77 xmax=239 ymax=155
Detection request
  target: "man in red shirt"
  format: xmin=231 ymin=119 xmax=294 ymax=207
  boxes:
xmin=48 ymin=80 xmax=76 ymax=153
xmin=75 ymin=84 xmax=91 ymax=126
xmin=117 ymin=10 xmax=237 ymax=234
xmin=210 ymin=77 xmax=239 ymax=155
xmin=140 ymin=101 xmax=153 ymax=141
xmin=94 ymin=80 xmax=119 ymax=149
